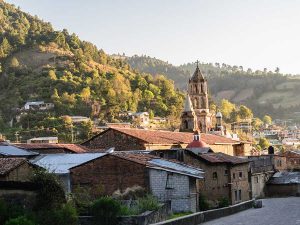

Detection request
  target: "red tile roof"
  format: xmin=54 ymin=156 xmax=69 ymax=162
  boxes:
xmin=0 ymin=158 xmax=27 ymax=175
xmin=198 ymin=152 xmax=248 ymax=165
xmin=15 ymin=144 xmax=88 ymax=153
xmin=109 ymin=128 xmax=239 ymax=145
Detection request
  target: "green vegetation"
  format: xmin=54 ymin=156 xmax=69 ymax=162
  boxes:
xmin=218 ymin=197 xmax=230 ymax=208
xmin=168 ymin=211 xmax=192 ymax=219
xmin=125 ymin=55 xmax=300 ymax=120
xmin=4 ymin=216 xmax=35 ymax=225
xmin=0 ymin=1 xmax=184 ymax=141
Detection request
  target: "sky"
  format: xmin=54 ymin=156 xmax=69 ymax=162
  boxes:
xmin=5 ymin=0 xmax=300 ymax=74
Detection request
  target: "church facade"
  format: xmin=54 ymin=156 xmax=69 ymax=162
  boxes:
xmin=180 ymin=63 xmax=213 ymax=133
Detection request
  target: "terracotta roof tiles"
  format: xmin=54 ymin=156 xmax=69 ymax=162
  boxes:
xmin=15 ymin=143 xmax=88 ymax=153
xmin=198 ymin=152 xmax=248 ymax=165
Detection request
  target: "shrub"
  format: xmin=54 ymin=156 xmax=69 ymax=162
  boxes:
xmin=0 ymin=199 xmax=26 ymax=224
xmin=35 ymin=203 xmax=78 ymax=225
xmin=199 ymin=194 xmax=209 ymax=211
xmin=31 ymin=169 xmax=66 ymax=210
xmin=91 ymin=197 xmax=121 ymax=225
xmin=218 ymin=197 xmax=230 ymax=208
xmin=136 ymin=195 xmax=160 ymax=213
xmin=4 ymin=216 xmax=35 ymax=225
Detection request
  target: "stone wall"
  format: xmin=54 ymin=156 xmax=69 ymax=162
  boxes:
xmin=79 ymin=202 xmax=171 ymax=225
xmin=230 ymin=163 xmax=250 ymax=204
xmin=151 ymin=199 xmax=254 ymax=225
xmin=149 ymin=169 xmax=197 ymax=213
xmin=70 ymin=154 xmax=149 ymax=196
xmin=0 ymin=162 xmax=33 ymax=182
xmin=251 ymin=172 xmax=273 ymax=199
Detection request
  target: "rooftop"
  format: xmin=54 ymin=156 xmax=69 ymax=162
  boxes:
xmin=198 ymin=152 xmax=249 ymax=165
xmin=0 ymin=158 xmax=27 ymax=175
xmin=16 ymin=143 xmax=88 ymax=153
xmin=86 ymin=127 xmax=239 ymax=146
xmin=0 ymin=144 xmax=38 ymax=156
xmin=30 ymin=153 xmax=106 ymax=174
xmin=268 ymin=171 xmax=300 ymax=184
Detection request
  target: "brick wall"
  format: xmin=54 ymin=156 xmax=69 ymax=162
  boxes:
xmin=70 ymin=155 xmax=149 ymax=196
xmin=82 ymin=129 xmax=146 ymax=151
xmin=149 ymin=169 xmax=197 ymax=213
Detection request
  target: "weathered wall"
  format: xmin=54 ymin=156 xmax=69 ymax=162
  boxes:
xmin=273 ymin=155 xmax=287 ymax=171
xmin=266 ymin=184 xmax=300 ymax=197
xmin=70 ymin=155 xmax=149 ymax=196
xmin=250 ymin=172 xmax=273 ymax=199
xmin=0 ymin=163 xmax=32 ymax=182
xmin=230 ymin=164 xmax=250 ymax=204
xmin=183 ymin=154 xmax=231 ymax=206
xmin=82 ymin=129 xmax=146 ymax=151
xmin=149 ymin=169 xmax=197 ymax=213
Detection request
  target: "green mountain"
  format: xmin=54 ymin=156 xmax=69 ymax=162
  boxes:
xmin=0 ymin=1 xmax=184 ymax=140
xmin=124 ymin=55 xmax=300 ymax=120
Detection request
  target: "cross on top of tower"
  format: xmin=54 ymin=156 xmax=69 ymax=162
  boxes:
xmin=195 ymin=60 xmax=199 ymax=68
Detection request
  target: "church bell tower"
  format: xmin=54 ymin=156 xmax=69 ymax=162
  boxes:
xmin=181 ymin=61 xmax=212 ymax=133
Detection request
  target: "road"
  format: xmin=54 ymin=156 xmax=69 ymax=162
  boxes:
xmin=202 ymin=197 xmax=300 ymax=225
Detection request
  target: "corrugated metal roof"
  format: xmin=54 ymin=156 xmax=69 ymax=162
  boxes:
xmin=268 ymin=171 xmax=300 ymax=184
xmin=30 ymin=153 xmax=106 ymax=174
xmin=149 ymin=158 xmax=204 ymax=179
xmin=0 ymin=145 xmax=38 ymax=156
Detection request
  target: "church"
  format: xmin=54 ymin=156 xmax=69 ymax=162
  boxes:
xmin=180 ymin=62 xmax=214 ymax=133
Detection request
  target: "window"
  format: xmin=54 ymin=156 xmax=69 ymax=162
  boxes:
xmin=239 ymin=172 xmax=243 ymax=179
xmin=224 ymin=170 xmax=228 ymax=176
xmin=233 ymin=173 xmax=236 ymax=179
xmin=234 ymin=190 xmax=238 ymax=201
xmin=238 ymin=190 xmax=242 ymax=201
xmin=213 ymin=172 xmax=218 ymax=180
xmin=256 ymin=176 xmax=259 ymax=184
xmin=165 ymin=173 xmax=174 ymax=189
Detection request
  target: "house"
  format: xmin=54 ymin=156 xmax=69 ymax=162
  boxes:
xmin=281 ymin=150 xmax=300 ymax=170
xmin=30 ymin=153 xmax=105 ymax=192
xmin=27 ymin=137 xmax=58 ymax=144
xmin=130 ymin=112 xmax=150 ymax=127
xmin=266 ymin=171 xmax=300 ymax=196
xmin=0 ymin=143 xmax=38 ymax=158
xmin=247 ymin=155 xmax=275 ymax=198
xmin=151 ymin=147 xmax=250 ymax=207
xmin=0 ymin=158 xmax=33 ymax=182
xmin=15 ymin=143 xmax=88 ymax=154
xmin=68 ymin=116 xmax=90 ymax=123
xmin=24 ymin=101 xmax=54 ymax=111
xmin=70 ymin=152 xmax=204 ymax=213
xmin=82 ymin=127 xmax=250 ymax=156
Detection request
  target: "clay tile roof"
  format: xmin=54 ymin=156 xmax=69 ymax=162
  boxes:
xmin=198 ymin=152 xmax=249 ymax=165
xmin=109 ymin=128 xmax=238 ymax=145
xmin=15 ymin=143 xmax=88 ymax=153
xmin=0 ymin=158 xmax=27 ymax=176
xmin=113 ymin=152 xmax=158 ymax=166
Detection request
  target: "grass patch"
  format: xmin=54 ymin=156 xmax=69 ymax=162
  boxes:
xmin=168 ymin=212 xmax=192 ymax=219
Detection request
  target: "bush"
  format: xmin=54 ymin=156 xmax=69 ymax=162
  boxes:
xmin=4 ymin=216 xmax=35 ymax=225
xmin=218 ymin=197 xmax=230 ymax=208
xmin=31 ymin=169 xmax=66 ymax=210
xmin=0 ymin=199 xmax=27 ymax=224
xmin=136 ymin=195 xmax=160 ymax=213
xmin=35 ymin=203 xmax=77 ymax=225
xmin=91 ymin=197 xmax=122 ymax=225
xmin=199 ymin=194 xmax=209 ymax=211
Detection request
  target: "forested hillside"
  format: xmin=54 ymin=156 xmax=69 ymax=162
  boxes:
xmin=0 ymin=1 xmax=184 ymax=140
xmin=124 ymin=55 xmax=300 ymax=120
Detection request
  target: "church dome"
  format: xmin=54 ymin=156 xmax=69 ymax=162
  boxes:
xmin=186 ymin=130 xmax=208 ymax=149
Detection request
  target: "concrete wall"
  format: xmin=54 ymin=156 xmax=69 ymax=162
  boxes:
xmin=149 ymin=169 xmax=197 ymax=213
xmin=151 ymin=199 xmax=254 ymax=225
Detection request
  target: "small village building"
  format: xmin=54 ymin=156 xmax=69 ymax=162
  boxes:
xmin=27 ymin=137 xmax=58 ymax=144
xmin=248 ymin=155 xmax=275 ymax=198
xmin=130 ymin=112 xmax=150 ymax=127
xmin=16 ymin=143 xmax=88 ymax=154
xmin=82 ymin=127 xmax=249 ymax=156
xmin=151 ymin=147 xmax=250 ymax=207
xmin=70 ymin=152 xmax=204 ymax=213
xmin=266 ymin=171 xmax=300 ymax=197
xmin=24 ymin=101 xmax=54 ymax=111
xmin=30 ymin=153 xmax=105 ymax=192
xmin=281 ymin=150 xmax=300 ymax=170
xmin=0 ymin=158 xmax=33 ymax=182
